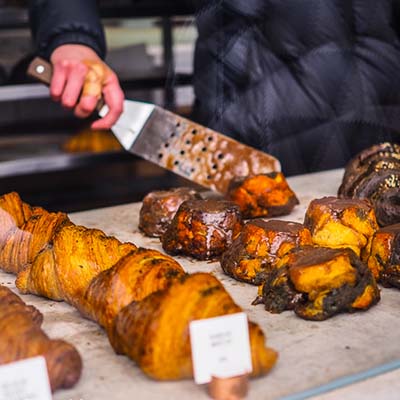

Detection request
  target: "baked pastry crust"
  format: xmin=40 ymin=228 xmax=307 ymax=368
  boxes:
xmin=338 ymin=142 xmax=400 ymax=227
xmin=367 ymin=223 xmax=400 ymax=288
xmin=110 ymin=273 xmax=278 ymax=380
xmin=221 ymin=219 xmax=312 ymax=284
xmin=226 ymin=172 xmax=299 ymax=219
xmin=139 ymin=187 xmax=200 ymax=237
xmin=0 ymin=285 xmax=82 ymax=391
xmin=256 ymin=246 xmax=380 ymax=320
xmin=304 ymin=196 xmax=378 ymax=261
xmin=162 ymin=199 xmax=242 ymax=260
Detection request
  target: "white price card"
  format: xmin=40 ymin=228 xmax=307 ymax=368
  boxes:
xmin=0 ymin=356 xmax=52 ymax=400
xmin=189 ymin=312 xmax=253 ymax=384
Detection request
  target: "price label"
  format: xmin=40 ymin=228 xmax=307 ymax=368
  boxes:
xmin=189 ymin=312 xmax=253 ymax=384
xmin=0 ymin=356 xmax=52 ymax=400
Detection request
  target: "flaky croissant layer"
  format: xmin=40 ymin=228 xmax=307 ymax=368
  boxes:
xmin=111 ymin=273 xmax=278 ymax=380
xmin=0 ymin=192 xmax=278 ymax=382
xmin=0 ymin=285 xmax=82 ymax=391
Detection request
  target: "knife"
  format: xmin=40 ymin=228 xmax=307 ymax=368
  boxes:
xmin=27 ymin=57 xmax=280 ymax=193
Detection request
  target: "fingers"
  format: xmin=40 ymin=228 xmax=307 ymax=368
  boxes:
xmin=74 ymin=62 xmax=105 ymax=118
xmin=50 ymin=61 xmax=68 ymax=101
xmin=61 ymin=63 xmax=88 ymax=108
xmin=50 ymin=61 xmax=88 ymax=108
xmin=74 ymin=95 xmax=98 ymax=118
xmin=91 ymin=74 xmax=124 ymax=129
xmin=50 ymin=57 xmax=124 ymax=129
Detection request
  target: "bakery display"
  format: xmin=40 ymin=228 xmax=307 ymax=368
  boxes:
xmin=139 ymin=187 xmax=200 ymax=237
xmin=338 ymin=142 xmax=400 ymax=227
xmin=110 ymin=272 xmax=277 ymax=380
xmin=226 ymin=172 xmax=299 ymax=219
xmin=161 ymin=199 xmax=242 ymax=260
xmin=0 ymin=285 xmax=82 ymax=391
xmin=304 ymin=196 xmax=378 ymax=261
xmin=221 ymin=220 xmax=312 ymax=285
xmin=254 ymin=246 xmax=380 ymax=320
xmin=0 ymin=192 xmax=277 ymax=382
xmin=367 ymin=223 xmax=400 ymax=288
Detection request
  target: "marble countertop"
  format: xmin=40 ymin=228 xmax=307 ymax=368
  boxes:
xmin=1 ymin=168 xmax=399 ymax=400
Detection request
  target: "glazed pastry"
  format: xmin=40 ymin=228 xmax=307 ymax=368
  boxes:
xmin=367 ymin=223 xmax=400 ymax=288
xmin=221 ymin=220 xmax=312 ymax=284
xmin=110 ymin=273 xmax=277 ymax=380
xmin=81 ymin=248 xmax=185 ymax=330
xmin=256 ymin=246 xmax=380 ymax=320
xmin=226 ymin=172 xmax=299 ymax=219
xmin=338 ymin=142 xmax=400 ymax=226
xmin=304 ymin=196 xmax=378 ymax=261
xmin=162 ymin=199 xmax=242 ymax=260
xmin=139 ymin=187 xmax=200 ymax=237
xmin=0 ymin=285 xmax=82 ymax=391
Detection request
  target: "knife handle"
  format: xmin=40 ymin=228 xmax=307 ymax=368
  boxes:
xmin=27 ymin=57 xmax=52 ymax=85
xmin=27 ymin=56 xmax=105 ymax=111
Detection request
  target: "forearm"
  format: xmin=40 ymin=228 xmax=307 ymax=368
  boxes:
xmin=29 ymin=0 xmax=106 ymax=60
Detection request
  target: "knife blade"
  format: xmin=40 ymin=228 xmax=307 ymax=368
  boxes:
xmin=28 ymin=57 xmax=280 ymax=193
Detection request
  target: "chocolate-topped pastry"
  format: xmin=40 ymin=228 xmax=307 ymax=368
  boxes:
xmin=221 ymin=220 xmax=312 ymax=285
xmin=367 ymin=223 xmax=400 ymax=288
xmin=161 ymin=199 xmax=242 ymax=260
xmin=255 ymin=246 xmax=380 ymax=321
xmin=139 ymin=187 xmax=200 ymax=237
xmin=338 ymin=142 xmax=400 ymax=227
xmin=304 ymin=196 xmax=378 ymax=261
xmin=226 ymin=172 xmax=299 ymax=219
xmin=374 ymin=188 xmax=400 ymax=227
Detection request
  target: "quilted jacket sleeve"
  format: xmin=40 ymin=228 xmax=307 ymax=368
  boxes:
xmin=393 ymin=0 xmax=400 ymax=37
xmin=29 ymin=0 xmax=106 ymax=60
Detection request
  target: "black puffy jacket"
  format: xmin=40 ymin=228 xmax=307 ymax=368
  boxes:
xmin=193 ymin=0 xmax=400 ymax=175
xmin=29 ymin=0 xmax=106 ymax=60
xmin=30 ymin=1 xmax=400 ymax=175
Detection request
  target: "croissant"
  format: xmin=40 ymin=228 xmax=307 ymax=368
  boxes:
xmin=16 ymin=223 xmax=136 ymax=307
xmin=80 ymin=248 xmax=185 ymax=330
xmin=0 ymin=285 xmax=82 ymax=391
xmin=0 ymin=192 xmax=278 ymax=382
xmin=0 ymin=192 xmax=36 ymax=248
xmin=0 ymin=209 xmax=70 ymax=274
xmin=110 ymin=272 xmax=277 ymax=380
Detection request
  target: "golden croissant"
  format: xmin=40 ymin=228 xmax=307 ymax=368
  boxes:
xmin=16 ymin=223 xmax=136 ymax=306
xmin=0 ymin=192 xmax=277 ymax=381
xmin=0 ymin=285 xmax=82 ymax=391
xmin=110 ymin=273 xmax=277 ymax=380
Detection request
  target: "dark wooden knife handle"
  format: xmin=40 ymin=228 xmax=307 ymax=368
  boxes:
xmin=27 ymin=56 xmax=105 ymax=111
xmin=27 ymin=57 xmax=52 ymax=85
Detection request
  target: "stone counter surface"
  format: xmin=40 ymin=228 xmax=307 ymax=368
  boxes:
xmin=1 ymin=169 xmax=399 ymax=400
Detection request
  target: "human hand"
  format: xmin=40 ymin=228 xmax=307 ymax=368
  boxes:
xmin=50 ymin=44 xmax=124 ymax=129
